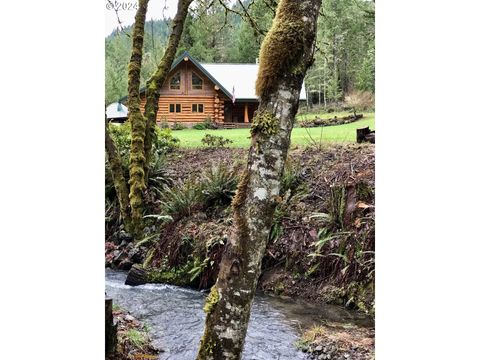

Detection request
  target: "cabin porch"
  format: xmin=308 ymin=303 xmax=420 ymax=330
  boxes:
xmin=223 ymin=101 xmax=258 ymax=125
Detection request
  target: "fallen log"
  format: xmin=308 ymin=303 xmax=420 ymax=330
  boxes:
xmin=125 ymin=264 xmax=147 ymax=286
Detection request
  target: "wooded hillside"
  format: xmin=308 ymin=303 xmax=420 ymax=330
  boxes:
xmin=105 ymin=0 xmax=374 ymax=105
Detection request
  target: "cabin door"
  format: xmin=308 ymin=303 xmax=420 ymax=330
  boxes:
xmin=224 ymin=103 xmax=232 ymax=123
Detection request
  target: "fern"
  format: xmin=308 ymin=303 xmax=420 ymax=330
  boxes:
xmin=198 ymin=164 xmax=238 ymax=207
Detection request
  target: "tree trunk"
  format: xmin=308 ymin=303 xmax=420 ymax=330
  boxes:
xmin=324 ymin=56 xmax=327 ymax=110
xmin=127 ymin=0 xmax=149 ymax=237
xmin=196 ymin=1 xmax=322 ymax=359
xmin=143 ymin=0 xmax=193 ymax=178
xmin=105 ymin=116 xmax=131 ymax=232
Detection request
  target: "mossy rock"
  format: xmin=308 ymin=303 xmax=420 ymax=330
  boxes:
xmin=146 ymin=268 xmax=192 ymax=286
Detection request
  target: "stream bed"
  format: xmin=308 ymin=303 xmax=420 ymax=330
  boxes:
xmin=106 ymin=270 xmax=372 ymax=360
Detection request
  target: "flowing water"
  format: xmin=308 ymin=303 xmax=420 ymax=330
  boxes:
xmin=106 ymin=270 xmax=372 ymax=360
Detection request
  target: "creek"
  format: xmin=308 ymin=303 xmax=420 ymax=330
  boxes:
xmin=106 ymin=270 xmax=372 ymax=359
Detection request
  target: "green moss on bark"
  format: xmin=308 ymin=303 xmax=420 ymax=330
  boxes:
xmin=231 ymin=170 xmax=249 ymax=211
xmin=126 ymin=0 xmax=149 ymax=238
xmin=105 ymin=118 xmax=132 ymax=232
xmin=143 ymin=0 xmax=194 ymax=176
xmin=250 ymin=110 xmax=279 ymax=137
xmin=203 ymin=286 xmax=220 ymax=314
xmin=255 ymin=0 xmax=309 ymax=98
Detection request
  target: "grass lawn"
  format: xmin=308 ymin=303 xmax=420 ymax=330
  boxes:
xmin=173 ymin=112 xmax=375 ymax=148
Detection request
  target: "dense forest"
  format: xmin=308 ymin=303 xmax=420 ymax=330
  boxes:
xmin=105 ymin=0 xmax=374 ymax=105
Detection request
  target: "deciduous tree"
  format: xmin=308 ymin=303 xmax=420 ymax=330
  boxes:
xmin=106 ymin=0 xmax=193 ymax=238
xmin=196 ymin=0 xmax=323 ymax=358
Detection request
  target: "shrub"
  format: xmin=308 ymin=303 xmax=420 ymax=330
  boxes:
xmin=159 ymin=117 xmax=170 ymax=129
xmin=108 ymin=123 xmax=179 ymax=159
xmin=192 ymin=117 xmax=218 ymax=130
xmin=199 ymin=164 xmax=239 ymax=207
xmin=171 ymin=122 xmax=187 ymax=130
xmin=108 ymin=123 xmax=131 ymax=162
xmin=202 ymin=116 xmax=218 ymax=129
xmin=106 ymin=124 xmax=178 ymax=201
xmin=153 ymin=127 xmax=180 ymax=154
xmin=192 ymin=123 xmax=207 ymax=130
xmin=160 ymin=181 xmax=200 ymax=218
xmin=201 ymin=134 xmax=233 ymax=148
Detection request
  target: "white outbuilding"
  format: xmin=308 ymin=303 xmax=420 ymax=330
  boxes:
xmin=106 ymin=102 xmax=128 ymax=123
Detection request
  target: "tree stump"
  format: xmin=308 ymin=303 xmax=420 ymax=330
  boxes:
xmin=125 ymin=264 xmax=147 ymax=286
xmin=105 ymin=298 xmax=117 ymax=355
xmin=344 ymin=184 xmax=357 ymax=227
xmin=365 ymin=133 xmax=375 ymax=144
xmin=356 ymin=126 xmax=375 ymax=144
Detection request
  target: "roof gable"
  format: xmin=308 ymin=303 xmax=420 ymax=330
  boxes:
xmin=171 ymin=52 xmax=233 ymax=98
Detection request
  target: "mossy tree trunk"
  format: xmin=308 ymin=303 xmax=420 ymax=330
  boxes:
xmin=196 ymin=1 xmax=322 ymax=359
xmin=105 ymin=116 xmax=131 ymax=231
xmin=126 ymin=0 xmax=149 ymax=237
xmin=143 ymin=0 xmax=193 ymax=178
xmin=122 ymin=0 xmax=192 ymax=238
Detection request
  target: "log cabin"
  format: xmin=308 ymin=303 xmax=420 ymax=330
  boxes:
xmin=120 ymin=51 xmax=307 ymax=128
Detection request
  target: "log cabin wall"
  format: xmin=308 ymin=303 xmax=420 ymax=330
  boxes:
xmin=140 ymin=60 xmax=228 ymax=125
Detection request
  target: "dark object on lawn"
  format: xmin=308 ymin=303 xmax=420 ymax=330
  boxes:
xmin=125 ymin=264 xmax=147 ymax=286
xmin=105 ymin=298 xmax=117 ymax=355
xmin=356 ymin=127 xmax=375 ymax=144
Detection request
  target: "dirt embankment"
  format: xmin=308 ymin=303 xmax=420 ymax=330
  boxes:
xmin=106 ymin=144 xmax=375 ymax=314
xmin=107 ymin=306 xmax=159 ymax=360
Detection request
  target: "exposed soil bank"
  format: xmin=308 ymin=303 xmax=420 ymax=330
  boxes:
xmin=106 ymin=144 xmax=375 ymax=315
xmin=107 ymin=305 xmax=159 ymax=360
xmin=298 ymin=322 xmax=374 ymax=360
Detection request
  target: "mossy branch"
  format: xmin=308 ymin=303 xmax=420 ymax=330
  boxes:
xmin=143 ymin=0 xmax=194 ymax=177
xmin=105 ymin=116 xmax=132 ymax=232
xmin=255 ymin=0 xmax=316 ymax=98
xmin=127 ymin=0 xmax=149 ymax=238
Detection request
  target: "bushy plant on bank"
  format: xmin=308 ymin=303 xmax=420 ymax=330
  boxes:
xmin=201 ymin=134 xmax=233 ymax=148
xmin=105 ymin=122 xmax=179 ymax=237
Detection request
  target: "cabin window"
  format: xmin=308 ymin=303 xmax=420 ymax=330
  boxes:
xmin=169 ymin=104 xmax=181 ymax=113
xmin=170 ymin=72 xmax=181 ymax=90
xmin=192 ymin=104 xmax=204 ymax=113
xmin=192 ymin=72 xmax=203 ymax=90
